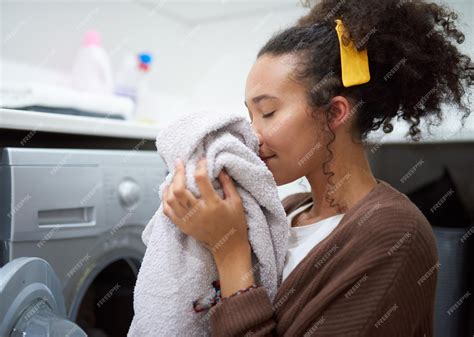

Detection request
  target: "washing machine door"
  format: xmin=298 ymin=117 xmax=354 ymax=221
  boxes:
xmin=0 ymin=257 xmax=86 ymax=337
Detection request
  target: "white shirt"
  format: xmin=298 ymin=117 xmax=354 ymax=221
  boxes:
xmin=282 ymin=201 xmax=345 ymax=282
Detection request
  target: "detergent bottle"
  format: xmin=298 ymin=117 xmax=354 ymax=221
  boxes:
xmin=114 ymin=52 xmax=153 ymax=102
xmin=71 ymin=30 xmax=114 ymax=94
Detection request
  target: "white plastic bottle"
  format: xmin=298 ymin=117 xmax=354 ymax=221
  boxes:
xmin=71 ymin=30 xmax=114 ymax=94
xmin=114 ymin=52 xmax=153 ymax=102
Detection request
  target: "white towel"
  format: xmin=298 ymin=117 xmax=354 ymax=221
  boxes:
xmin=128 ymin=109 xmax=288 ymax=336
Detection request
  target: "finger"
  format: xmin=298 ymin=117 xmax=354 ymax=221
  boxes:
xmin=163 ymin=199 xmax=178 ymax=221
xmin=164 ymin=178 xmax=190 ymax=217
xmin=168 ymin=160 xmax=191 ymax=210
xmin=194 ymin=159 xmax=218 ymax=201
xmin=218 ymin=170 xmax=240 ymax=201
xmin=171 ymin=159 xmax=200 ymax=208
xmin=163 ymin=200 xmax=188 ymax=231
xmin=164 ymin=189 xmax=189 ymax=217
xmin=165 ymin=194 xmax=199 ymax=223
xmin=162 ymin=185 xmax=169 ymax=200
xmin=173 ymin=159 xmax=187 ymax=196
xmin=168 ymin=162 xmax=177 ymax=196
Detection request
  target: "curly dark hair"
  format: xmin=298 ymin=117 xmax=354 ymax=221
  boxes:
xmin=257 ymin=0 xmax=473 ymax=212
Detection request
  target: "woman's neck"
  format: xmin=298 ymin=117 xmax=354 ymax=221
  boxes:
xmin=304 ymin=144 xmax=377 ymax=223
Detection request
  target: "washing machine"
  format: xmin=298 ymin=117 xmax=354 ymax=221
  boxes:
xmin=0 ymin=147 xmax=167 ymax=336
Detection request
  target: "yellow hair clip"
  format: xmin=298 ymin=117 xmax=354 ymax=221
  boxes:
xmin=335 ymin=19 xmax=371 ymax=87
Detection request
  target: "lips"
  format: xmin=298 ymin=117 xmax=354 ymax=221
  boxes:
xmin=260 ymin=155 xmax=276 ymax=161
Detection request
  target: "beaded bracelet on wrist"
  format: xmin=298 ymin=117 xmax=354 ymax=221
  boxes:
xmin=192 ymin=280 xmax=258 ymax=313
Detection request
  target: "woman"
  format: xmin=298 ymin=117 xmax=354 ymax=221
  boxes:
xmin=162 ymin=0 xmax=473 ymax=335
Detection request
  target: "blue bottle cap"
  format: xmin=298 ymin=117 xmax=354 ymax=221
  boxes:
xmin=139 ymin=53 xmax=153 ymax=65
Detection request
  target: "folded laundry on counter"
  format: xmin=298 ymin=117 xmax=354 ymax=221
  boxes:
xmin=0 ymin=82 xmax=134 ymax=119
xmin=128 ymin=109 xmax=288 ymax=336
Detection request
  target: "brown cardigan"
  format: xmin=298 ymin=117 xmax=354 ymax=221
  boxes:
xmin=210 ymin=179 xmax=438 ymax=336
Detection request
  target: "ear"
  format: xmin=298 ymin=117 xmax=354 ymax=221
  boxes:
xmin=328 ymin=95 xmax=356 ymax=131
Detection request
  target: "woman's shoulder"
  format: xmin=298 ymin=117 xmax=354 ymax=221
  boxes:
xmin=351 ymin=181 xmax=438 ymax=258
xmin=358 ymin=181 xmax=432 ymax=230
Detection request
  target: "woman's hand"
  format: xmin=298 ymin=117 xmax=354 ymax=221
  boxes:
xmin=162 ymin=158 xmax=250 ymax=262
xmin=163 ymin=158 xmax=257 ymax=296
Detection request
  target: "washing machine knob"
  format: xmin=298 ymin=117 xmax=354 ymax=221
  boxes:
xmin=118 ymin=179 xmax=140 ymax=209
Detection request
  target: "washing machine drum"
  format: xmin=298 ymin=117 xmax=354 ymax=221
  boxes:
xmin=0 ymin=257 xmax=86 ymax=337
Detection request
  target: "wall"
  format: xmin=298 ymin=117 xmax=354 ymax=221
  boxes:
xmin=1 ymin=0 xmax=472 ymax=199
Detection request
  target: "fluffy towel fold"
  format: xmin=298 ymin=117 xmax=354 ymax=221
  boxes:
xmin=128 ymin=109 xmax=288 ymax=337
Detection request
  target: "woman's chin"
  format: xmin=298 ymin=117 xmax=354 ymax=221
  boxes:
xmin=271 ymin=172 xmax=285 ymax=187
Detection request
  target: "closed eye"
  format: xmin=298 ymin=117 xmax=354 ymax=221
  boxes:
xmin=263 ymin=111 xmax=275 ymax=118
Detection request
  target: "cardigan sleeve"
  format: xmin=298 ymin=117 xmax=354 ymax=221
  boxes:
xmin=210 ymin=211 xmax=438 ymax=337
xmin=209 ymin=287 xmax=276 ymax=336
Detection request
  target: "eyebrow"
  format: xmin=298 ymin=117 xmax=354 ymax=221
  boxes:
xmin=244 ymin=94 xmax=278 ymax=108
